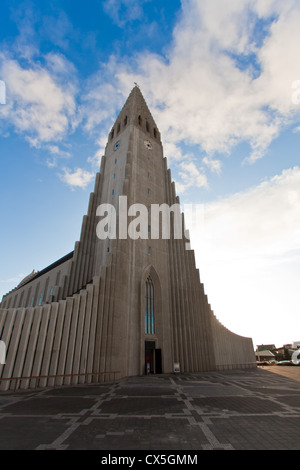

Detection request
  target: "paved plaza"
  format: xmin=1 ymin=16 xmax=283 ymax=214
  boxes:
xmin=0 ymin=366 xmax=300 ymax=451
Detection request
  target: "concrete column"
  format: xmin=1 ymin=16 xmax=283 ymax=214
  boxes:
xmin=10 ymin=308 xmax=33 ymax=390
xmin=0 ymin=309 xmax=22 ymax=391
xmin=47 ymin=301 xmax=66 ymax=387
xmin=21 ymin=308 xmax=43 ymax=389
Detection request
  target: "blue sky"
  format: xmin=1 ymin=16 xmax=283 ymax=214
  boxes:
xmin=1 ymin=0 xmax=300 ymax=349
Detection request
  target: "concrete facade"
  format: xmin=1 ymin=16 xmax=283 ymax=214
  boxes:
xmin=0 ymin=252 xmax=73 ymax=309
xmin=0 ymin=87 xmax=256 ymax=391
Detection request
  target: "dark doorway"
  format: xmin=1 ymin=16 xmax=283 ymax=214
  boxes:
xmin=145 ymin=341 xmax=162 ymax=374
xmin=145 ymin=341 xmax=155 ymax=374
xmin=155 ymin=348 xmax=162 ymax=374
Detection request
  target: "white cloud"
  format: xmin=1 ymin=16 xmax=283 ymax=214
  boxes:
xmin=45 ymin=145 xmax=72 ymax=168
xmin=253 ymin=7 xmax=300 ymax=116
xmin=179 ymin=161 xmax=208 ymax=192
xmin=87 ymin=135 xmax=107 ymax=169
xmin=195 ymin=166 xmax=300 ymax=260
xmin=2 ymin=0 xmax=300 ymax=200
xmin=80 ymin=61 xmax=125 ymax=135
xmin=202 ymin=156 xmax=222 ymax=174
xmin=59 ymin=167 xmax=95 ymax=189
xmin=0 ymin=54 xmax=77 ymax=145
xmin=102 ymin=0 xmax=150 ymax=27
xmin=185 ymin=166 xmax=300 ymax=345
xmin=110 ymin=0 xmax=300 ymax=173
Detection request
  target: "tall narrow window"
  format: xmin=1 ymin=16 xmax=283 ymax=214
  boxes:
xmin=145 ymin=276 xmax=154 ymax=334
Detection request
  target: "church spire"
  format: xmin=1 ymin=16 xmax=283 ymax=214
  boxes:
xmin=110 ymin=85 xmax=161 ymax=144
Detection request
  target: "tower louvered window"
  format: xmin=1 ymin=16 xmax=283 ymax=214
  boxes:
xmin=145 ymin=276 xmax=154 ymax=334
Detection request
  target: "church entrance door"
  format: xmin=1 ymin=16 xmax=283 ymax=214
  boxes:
xmin=145 ymin=341 xmax=162 ymax=374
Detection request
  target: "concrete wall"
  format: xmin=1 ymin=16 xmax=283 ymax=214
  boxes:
xmin=211 ymin=313 xmax=256 ymax=370
xmin=0 ymin=254 xmax=73 ymax=309
xmin=0 ymin=276 xmax=119 ymax=392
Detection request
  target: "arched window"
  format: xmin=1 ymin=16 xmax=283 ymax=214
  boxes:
xmin=145 ymin=276 xmax=154 ymax=334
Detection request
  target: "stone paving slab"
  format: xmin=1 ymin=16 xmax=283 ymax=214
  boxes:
xmin=0 ymin=367 xmax=300 ymax=451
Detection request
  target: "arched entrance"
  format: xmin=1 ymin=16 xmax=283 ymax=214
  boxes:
xmin=141 ymin=266 xmax=163 ymax=375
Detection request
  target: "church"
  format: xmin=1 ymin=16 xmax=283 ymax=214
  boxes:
xmin=0 ymin=86 xmax=256 ymax=390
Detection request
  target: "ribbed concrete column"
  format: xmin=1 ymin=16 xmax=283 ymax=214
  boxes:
xmin=36 ymin=304 xmax=56 ymax=387
xmin=87 ymin=277 xmax=100 ymax=382
xmin=46 ymin=301 xmax=66 ymax=387
xmin=10 ymin=308 xmax=33 ymax=390
xmin=55 ymin=297 xmax=73 ymax=386
xmin=20 ymin=307 xmax=42 ymax=389
xmin=71 ymin=289 xmax=87 ymax=385
xmin=63 ymin=294 xmax=80 ymax=386
xmin=1 ymin=309 xmax=23 ymax=391
xmin=78 ymin=283 xmax=94 ymax=383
